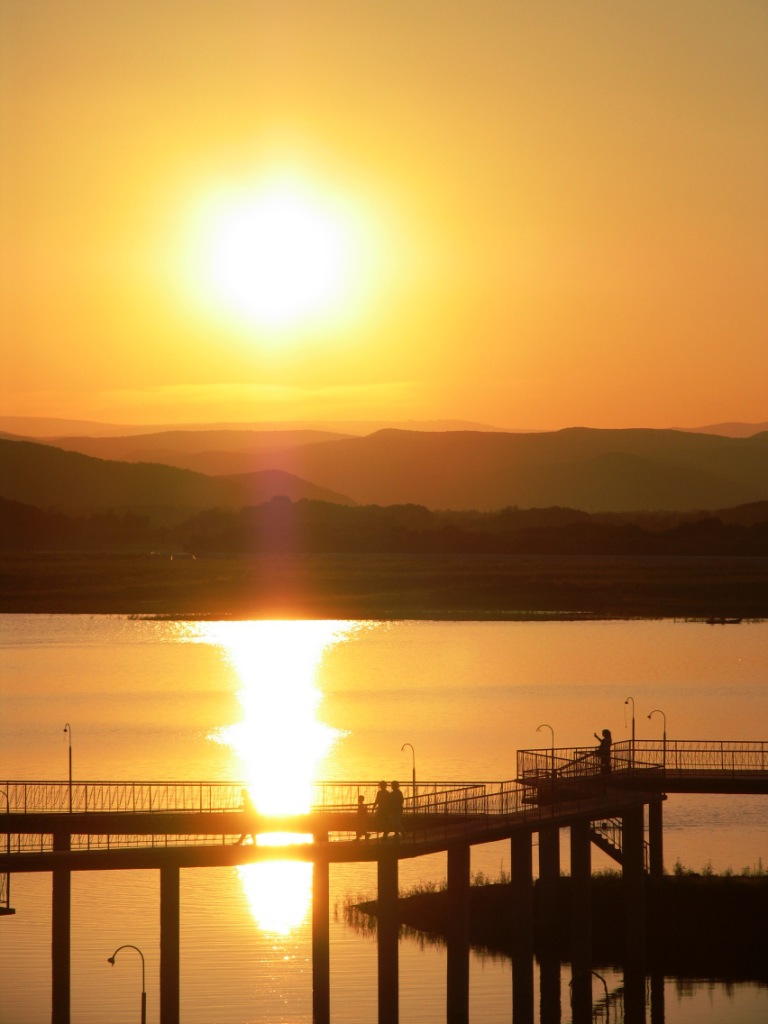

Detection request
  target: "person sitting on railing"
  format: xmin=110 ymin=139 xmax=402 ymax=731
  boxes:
xmin=594 ymin=729 xmax=613 ymax=774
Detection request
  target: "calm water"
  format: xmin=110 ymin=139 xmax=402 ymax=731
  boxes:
xmin=1 ymin=614 xmax=767 ymax=1023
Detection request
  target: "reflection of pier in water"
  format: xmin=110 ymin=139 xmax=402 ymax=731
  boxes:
xmin=3 ymin=738 xmax=767 ymax=1024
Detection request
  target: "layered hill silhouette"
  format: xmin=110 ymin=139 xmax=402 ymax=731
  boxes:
xmin=32 ymin=428 xmax=355 ymax=478
xmin=248 ymin=427 xmax=768 ymax=512
xmin=0 ymin=438 xmax=353 ymax=518
xmin=2 ymin=427 xmax=768 ymax=515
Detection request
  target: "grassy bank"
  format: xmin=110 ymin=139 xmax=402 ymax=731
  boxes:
xmin=1 ymin=551 xmax=767 ymax=618
xmin=351 ymin=873 xmax=768 ymax=980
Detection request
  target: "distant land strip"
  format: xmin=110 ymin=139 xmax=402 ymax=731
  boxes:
xmin=1 ymin=552 xmax=766 ymax=620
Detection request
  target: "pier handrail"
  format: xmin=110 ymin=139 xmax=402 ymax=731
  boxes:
xmin=517 ymin=739 xmax=768 ymax=780
xmin=0 ymin=780 xmax=490 ymax=816
xmin=0 ymin=772 xmax=660 ymax=855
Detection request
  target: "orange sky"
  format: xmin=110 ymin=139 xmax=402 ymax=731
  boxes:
xmin=2 ymin=1 xmax=766 ymax=431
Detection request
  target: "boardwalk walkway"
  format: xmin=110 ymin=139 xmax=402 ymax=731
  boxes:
xmin=3 ymin=739 xmax=766 ymax=865
xmin=2 ymin=739 xmax=767 ymax=1024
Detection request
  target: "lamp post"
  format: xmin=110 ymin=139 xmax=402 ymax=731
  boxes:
xmin=401 ymin=742 xmax=416 ymax=800
xmin=536 ymin=723 xmax=555 ymax=778
xmin=624 ymin=697 xmax=635 ymax=766
xmin=647 ymin=709 xmax=667 ymax=771
xmin=63 ymin=723 xmax=72 ymax=813
xmin=107 ymin=944 xmax=146 ymax=1024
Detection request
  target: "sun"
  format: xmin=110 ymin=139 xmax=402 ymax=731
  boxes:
xmin=200 ymin=179 xmax=357 ymax=330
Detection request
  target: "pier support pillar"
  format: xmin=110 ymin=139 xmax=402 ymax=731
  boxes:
xmin=51 ymin=831 xmax=71 ymax=1024
xmin=624 ymin=959 xmax=646 ymax=1024
xmin=538 ymin=826 xmax=561 ymax=939
xmin=512 ymin=953 xmax=535 ymax=1024
xmin=511 ymin=833 xmax=535 ymax=1024
xmin=648 ymin=798 xmax=664 ymax=880
xmin=377 ymin=848 xmax=399 ymax=1024
xmin=569 ymin=820 xmax=592 ymax=1022
xmin=650 ymin=969 xmax=666 ymax=1023
xmin=160 ymin=865 xmax=180 ymax=1024
xmin=312 ymin=853 xmax=331 ymax=1024
xmin=622 ymin=804 xmax=646 ymax=964
xmin=539 ymin=955 xmax=561 ymax=1024
xmin=446 ymin=843 xmax=470 ymax=1024
xmin=511 ymin=831 xmax=533 ymax=953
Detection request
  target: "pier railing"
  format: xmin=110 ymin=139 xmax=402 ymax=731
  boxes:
xmin=516 ymin=739 xmax=768 ymax=780
xmin=1 ymin=775 xmax=656 ymax=854
xmin=0 ymin=780 xmax=491 ymax=816
xmin=7 ymin=742 xmax=761 ymax=855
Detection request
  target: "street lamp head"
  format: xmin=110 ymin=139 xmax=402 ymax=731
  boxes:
xmin=107 ymin=956 xmax=115 ymax=965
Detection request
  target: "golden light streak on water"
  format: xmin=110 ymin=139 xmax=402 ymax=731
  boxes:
xmin=185 ymin=620 xmax=357 ymax=934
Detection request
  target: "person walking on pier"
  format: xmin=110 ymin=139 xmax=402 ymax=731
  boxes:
xmin=235 ymin=788 xmax=257 ymax=845
xmin=390 ymin=780 xmax=405 ymax=839
xmin=374 ymin=780 xmax=392 ymax=839
xmin=594 ymin=728 xmax=613 ymax=774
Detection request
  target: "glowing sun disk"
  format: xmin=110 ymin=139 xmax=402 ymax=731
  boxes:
xmin=205 ymin=185 xmax=354 ymax=328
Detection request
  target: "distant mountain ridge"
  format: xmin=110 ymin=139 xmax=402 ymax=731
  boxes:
xmin=683 ymin=421 xmax=768 ymax=438
xmin=0 ymin=438 xmax=354 ymax=519
xmin=251 ymin=427 xmax=768 ymax=513
xmin=3 ymin=426 xmax=768 ymax=515
xmin=4 ymin=414 xmax=768 ymax=441
xmin=0 ymin=416 xmax=509 ymax=438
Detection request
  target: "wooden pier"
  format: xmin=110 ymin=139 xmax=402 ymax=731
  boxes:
xmin=2 ymin=739 xmax=767 ymax=1023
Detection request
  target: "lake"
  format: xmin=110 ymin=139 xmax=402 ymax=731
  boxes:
xmin=1 ymin=615 xmax=767 ymax=1022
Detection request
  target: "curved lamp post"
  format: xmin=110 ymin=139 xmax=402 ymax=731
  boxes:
xmin=107 ymin=944 xmax=146 ymax=1024
xmin=401 ymin=742 xmax=416 ymax=799
xmin=63 ymin=723 xmax=72 ymax=813
xmin=536 ymin=723 xmax=555 ymax=778
xmin=647 ymin=709 xmax=667 ymax=770
xmin=624 ymin=697 xmax=635 ymax=766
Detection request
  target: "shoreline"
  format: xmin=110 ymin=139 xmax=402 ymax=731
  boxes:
xmin=351 ymin=874 xmax=768 ymax=981
xmin=1 ymin=551 xmax=767 ymax=619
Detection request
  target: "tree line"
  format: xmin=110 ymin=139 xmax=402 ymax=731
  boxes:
xmin=3 ymin=494 xmax=768 ymax=557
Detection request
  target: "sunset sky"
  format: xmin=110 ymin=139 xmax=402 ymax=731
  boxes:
xmin=2 ymin=1 xmax=766 ymax=431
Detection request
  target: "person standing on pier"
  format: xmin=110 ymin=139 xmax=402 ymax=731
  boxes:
xmin=390 ymin=780 xmax=404 ymax=839
xmin=594 ymin=728 xmax=613 ymax=774
xmin=355 ymin=794 xmax=370 ymax=840
xmin=374 ymin=780 xmax=392 ymax=839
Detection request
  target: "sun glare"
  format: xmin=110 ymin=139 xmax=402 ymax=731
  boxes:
xmin=189 ymin=620 xmax=355 ymax=934
xmin=199 ymin=179 xmax=359 ymax=331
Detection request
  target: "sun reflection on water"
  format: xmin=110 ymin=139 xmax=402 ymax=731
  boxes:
xmin=191 ymin=619 xmax=358 ymax=934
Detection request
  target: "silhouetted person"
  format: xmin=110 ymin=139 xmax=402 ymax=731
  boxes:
xmin=355 ymin=794 xmax=370 ymax=840
xmin=235 ymin=787 xmax=257 ymax=844
xmin=374 ymin=780 xmax=392 ymax=839
xmin=390 ymin=779 xmax=404 ymax=839
xmin=594 ymin=729 xmax=612 ymax=774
